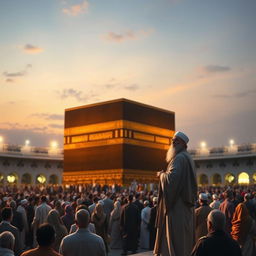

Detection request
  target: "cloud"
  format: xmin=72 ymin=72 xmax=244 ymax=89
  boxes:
xmin=3 ymin=71 xmax=25 ymax=77
xmin=6 ymin=78 xmax=14 ymax=83
xmin=30 ymin=113 xmax=64 ymax=121
xmin=23 ymin=44 xmax=43 ymax=54
xmin=201 ymin=65 xmax=231 ymax=74
xmin=57 ymin=88 xmax=97 ymax=102
xmin=3 ymin=64 xmax=32 ymax=83
xmin=62 ymin=1 xmax=88 ymax=16
xmin=103 ymin=29 xmax=153 ymax=43
xmin=213 ymin=89 xmax=256 ymax=98
xmin=48 ymin=124 xmax=64 ymax=129
xmin=124 ymin=84 xmax=139 ymax=91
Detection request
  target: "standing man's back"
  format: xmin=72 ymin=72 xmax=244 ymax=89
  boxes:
xmin=192 ymin=210 xmax=242 ymax=256
xmin=60 ymin=209 xmax=106 ymax=256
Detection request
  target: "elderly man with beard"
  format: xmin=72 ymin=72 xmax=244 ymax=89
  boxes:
xmin=154 ymin=131 xmax=197 ymax=256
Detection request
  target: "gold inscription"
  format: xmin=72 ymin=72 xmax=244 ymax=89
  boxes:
xmin=89 ymin=131 xmax=113 ymax=141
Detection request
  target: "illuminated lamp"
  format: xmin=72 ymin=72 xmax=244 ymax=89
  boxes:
xmin=37 ymin=175 xmax=46 ymax=184
xmin=7 ymin=174 xmax=16 ymax=183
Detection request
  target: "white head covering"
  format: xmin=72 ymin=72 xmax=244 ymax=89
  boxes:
xmin=212 ymin=194 xmax=218 ymax=200
xmin=174 ymin=131 xmax=189 ymax=144
xmin=153 ymin=197 xmax=158 ymax=203
xmin=199 ymin=193 xmax=208 ymax=201
xmin=21 ymin=199 xmax=28 ymax=205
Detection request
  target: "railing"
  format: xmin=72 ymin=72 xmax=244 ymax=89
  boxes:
xmin=189 ymin=143 xmax=256 ymax=157
xmin=0 ymin=144 xmax=63 ymax=158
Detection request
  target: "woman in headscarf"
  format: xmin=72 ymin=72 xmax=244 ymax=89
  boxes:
xmin=231 ymin=203 xmax=256 ymax=256
xmin=54 ymin=200 xmax=64 ymax=217
xmin=61 ymin=205 xmax=75 ymax=232
xmin=47 ymin=209 xmax=68 ymax=251
xmin=91 ymin=203 xmax=109 ymax=253
xmin=109 ymin=201 xmax=122 ymax=249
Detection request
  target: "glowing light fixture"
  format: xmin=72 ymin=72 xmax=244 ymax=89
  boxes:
xmin=25 ymin=140 xmax=30 ymax=146
xmin=50 ymin=141 xmax=58 ymax=149
xmin=7 ymin=174 xmax=16 ymax=183
xmin=0 ymin=136 xmax=3 ymax=143
xmin=238 ymin=172 xmax=249 ymax=184
xmin=229 ymin=139 xmax=235 ymax=146
xmin=225 ymin=173 xmax=235 ymax=184
xmin=200 ymin=141 xmax=207 ymax=148
xmin=37 ymin=175 xmax=46 ymax=184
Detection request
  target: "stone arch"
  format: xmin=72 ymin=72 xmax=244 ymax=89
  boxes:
xmin=35 ymin=174 xmax=47 ymax=184
xmin=198 ymin=174 xmax=209 ymax=186
xmin=224 ymin=173 xmax=235 ymax=185
xmin=21 ymin=173 xmax=32 ymax=184
xmin=7 ymin=172 xmax=18 ymax=184
xmin=49 ymin=174 xmax=58 ymax=185
xmin=252 ymin=173 xmax=256 ymax=184
xmin=0 ymin=173 xmax=4 ymax=184
xmin=211 ymin=173 xmax=222 ymax=186
xmin=238 ymin=172 xmax=249 ymax=185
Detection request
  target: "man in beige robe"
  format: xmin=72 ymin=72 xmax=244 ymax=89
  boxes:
xmin=195 ymin=193 xmax=212 ymax=242
xmin=154 ymin=131 xmax=197 ymax=256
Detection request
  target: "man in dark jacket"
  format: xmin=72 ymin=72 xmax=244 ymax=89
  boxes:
xmin=191 ymin=210 xmax=242 ymax=256
xmin=148 ymin=197 xmax=157 ymax=250
xmin=120 ymin=195 xmax=140 ymax=255
xmin=0 ymin=207 xmax=21 ymax=256
xmin=9 ymin=201 xmax=24 ymax=233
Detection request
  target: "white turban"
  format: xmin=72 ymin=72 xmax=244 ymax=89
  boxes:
xmin=174 ymin=131 xmax=189 ymax=144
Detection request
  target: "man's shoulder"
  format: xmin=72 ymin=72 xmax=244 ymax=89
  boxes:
xmin=63 ymin=230 xmax=103 ymax=243
xmin=0 ymin=222 xmax=18 ymax=232
xmin=21 ymin=248 xmax=37 ymax=256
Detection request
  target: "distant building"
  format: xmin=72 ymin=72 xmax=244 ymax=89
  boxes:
xmin=0 ymin=144 xmax=63 ymax=185
xmin=63 ymin=98 xmax=175 ymax=185
xmin=0 ymin=142 xmax=255 ymax=187
xmin=191 ymin=143 xmax=256 ymax=187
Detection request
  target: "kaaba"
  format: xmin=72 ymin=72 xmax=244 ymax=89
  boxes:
xmin=63 ymin=98 xmax=175 ymax=185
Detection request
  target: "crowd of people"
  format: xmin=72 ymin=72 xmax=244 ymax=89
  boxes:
xmin=0 ymin=184 xmax=254 ymax=256
xmin=0 ymin=131 xmax=255 ymax=256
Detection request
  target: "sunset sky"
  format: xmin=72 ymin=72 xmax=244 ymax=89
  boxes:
xmin=0 ymin=0 xmax=255 ymax=149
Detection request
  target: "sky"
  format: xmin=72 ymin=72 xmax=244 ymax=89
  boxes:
xmin=0 ymin=0 xmax=255 ymax=149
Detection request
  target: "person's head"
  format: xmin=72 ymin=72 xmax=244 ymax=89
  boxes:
xmin=224 ymin=189 xmax=233 ymax=200
xmin=207 ymin=210 xmax=226 ymax=232
xmin=47 ymin=209 xmax=61 ymax=227
xmin=76 ymin=204 xmax=88 ymax=212
xmin=153 ymin=197 xmax=158 ymax=206
xmin=166 ymin=131 xmax=188 ymax=162
xmin=244 ymin=193 xmax=250 ymax=201
xmin=75 ymin=209 xmax=89 ymax=229
xmin=212 ymin=194 xmax=218 ymax=201
xmin=93 ymin=197 xmax=99 ymax=204
xmin=114 ymin=201 xmax=121 ymax=210
xmin=36 ymin=224 xmax=55 ymax=247
xmin=144 ymin=200 xmax=149 ymax=207
xmin=1 ymin=207 xmax=13 ymax=222
xmin=135 ymin=193 xmax=140 ymax=200
xmin=65 ymin=205 xmax=73 ymax=215
xmin=128 ymin=194 xmax=134 ymax=203
xmin=199 ymin=193 xmax=208 ymax=206
xmin=20 ymin=199 xmax=28 ymax=207
xmin=0 ymin=231 xmax=15 ymax=250
xmin=9 ymin=200 xmax=16 ymax=209
xmin=41 ymin=196 xmax=47 ymax=203
xmin=94 ymin=203 xmax=104 ymax=215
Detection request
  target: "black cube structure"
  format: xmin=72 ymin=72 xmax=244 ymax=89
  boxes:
xmin=63 ymin=99 xmax=175 ymax=185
